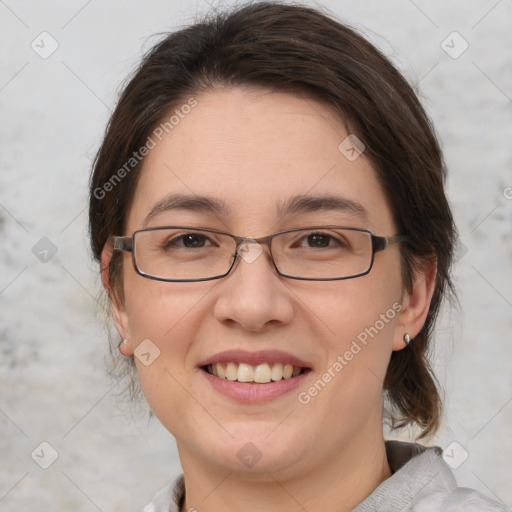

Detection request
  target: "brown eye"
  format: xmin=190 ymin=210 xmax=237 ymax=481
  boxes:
xmin=306 ymin=233 xmax=331 ymax=248
xmin=163 ymin=233 xmax=213 ymax=249
xmin=295 ymin=232 xmax=348 ymax=249
xmin=179 ymin=233 xmax=209 ymax=248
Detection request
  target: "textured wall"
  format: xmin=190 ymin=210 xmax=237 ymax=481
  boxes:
xmin=1 ymin=0 xmax=511 ymax=510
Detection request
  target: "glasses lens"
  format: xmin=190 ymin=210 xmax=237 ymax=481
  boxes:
xmin=133 ymin=228 xmax=236 ymax=280
xmin=272 ymin=227 xmax=372 ymax=279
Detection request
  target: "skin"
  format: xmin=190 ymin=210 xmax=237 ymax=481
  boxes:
xmin=102 ymin=86 xmax=436 ymax=512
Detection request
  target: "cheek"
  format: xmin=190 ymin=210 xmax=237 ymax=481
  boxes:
xmin=295 ymin=258 xmax=402 ymax=345
xmin=122 ymin=276 xmax=216 ymax=415
xmin=124 ymin=271 xmax=210 ymax=341
xmin=294 ymin=266 xmax=402 ymax=399
xmin=310 ymin=285 xmax=399 ymax=385
xmin=296 ymin=288 xmax=400 ymax=431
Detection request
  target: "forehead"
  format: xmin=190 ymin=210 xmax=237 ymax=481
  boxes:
xmin=126 ymin=87 xmax=394 ymax=233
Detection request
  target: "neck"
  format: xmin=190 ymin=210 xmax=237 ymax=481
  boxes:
xmin=178 ymin=425 xmax=391 ymax=512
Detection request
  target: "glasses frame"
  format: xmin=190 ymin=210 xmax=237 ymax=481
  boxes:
xmin=113 ymin=225 xmax=408 ymax=282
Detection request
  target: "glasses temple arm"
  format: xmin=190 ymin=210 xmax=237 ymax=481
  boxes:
xmin=372 ymin=234 xmax=408 ymax=253
xmin=113 ymin=236 xmax=133 ymax=252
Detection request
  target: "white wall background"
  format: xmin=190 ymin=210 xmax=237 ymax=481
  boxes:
xmin=1 ymin=0 xmax=511 ymax=510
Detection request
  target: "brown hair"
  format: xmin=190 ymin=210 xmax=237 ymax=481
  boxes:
xmin=89 ymin=1 xmax=457 ymax=439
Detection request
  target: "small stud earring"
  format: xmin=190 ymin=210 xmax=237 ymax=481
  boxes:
xmin=118 ymin=338 xmax=129 ymax=354
xmin=403 ymin=333 xmax=411 ymax=346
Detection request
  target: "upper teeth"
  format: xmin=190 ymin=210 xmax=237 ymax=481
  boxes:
xmin=207 ymin=362 xmax=303 ymax=383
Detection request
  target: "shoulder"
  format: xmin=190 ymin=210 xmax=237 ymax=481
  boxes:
xmin=388 ymin=441 xmax=508 ymax=512
xmin=414 ymin=486 xmax=510 ymax=511
xmin=142 ymin=475 xmax=184 ymax=512
xmin=354 ymin=441 xmax=508 ymax=512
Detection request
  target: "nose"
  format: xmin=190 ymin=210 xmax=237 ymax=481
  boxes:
xmin=213 ymin=241 xmax=294 ymax=332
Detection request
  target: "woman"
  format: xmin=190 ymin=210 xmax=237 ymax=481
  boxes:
xmin=88 ymin=2 xmax=507 ymax=511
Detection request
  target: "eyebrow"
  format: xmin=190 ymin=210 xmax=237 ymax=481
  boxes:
xmin=142 ymin=194 xmax=230 ymax=227
xmin=276 ymin=193 xmax=369 ymax=221
xmin=142 ymin=192 xmax=369 ymax=227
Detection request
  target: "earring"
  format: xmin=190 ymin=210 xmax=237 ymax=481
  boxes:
xmin=118 ymin=338 xmax=129 ymax=355
xmin=403 ymin=333 xmax=411 ymax=346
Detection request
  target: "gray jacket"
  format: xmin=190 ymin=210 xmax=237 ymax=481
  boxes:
xmin=143 ymin=441 xmax=508 ymax=511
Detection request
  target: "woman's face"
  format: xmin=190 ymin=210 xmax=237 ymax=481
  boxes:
xmin=106 ymin=87 xmax=415 ymax=478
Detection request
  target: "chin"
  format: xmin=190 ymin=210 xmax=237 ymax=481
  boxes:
xmin=195 ymin=432 xmax=309 ymax=477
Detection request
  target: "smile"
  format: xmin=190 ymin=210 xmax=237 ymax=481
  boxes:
xmin=198 ymin=349 xmax=313 ymax=402
xmin=204 ymin=362 xmax=306 ymax=383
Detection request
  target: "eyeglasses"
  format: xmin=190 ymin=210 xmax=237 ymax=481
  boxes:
xmin=113 ymin=226 xmax=407 ymax=282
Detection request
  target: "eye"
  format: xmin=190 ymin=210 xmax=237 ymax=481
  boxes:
xmin=297 ymin=232 xmax=348 ymax=249
xmin=304 ymin=233 xmax=332 ymax=248
xmin=165 ymin=232 xmax=213 ymax=249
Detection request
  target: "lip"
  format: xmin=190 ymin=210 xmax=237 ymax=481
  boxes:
xmin=197 ymin=349 xmax=313 ymax=369
xmin=200 ymin=366 xmax=312 ymax=403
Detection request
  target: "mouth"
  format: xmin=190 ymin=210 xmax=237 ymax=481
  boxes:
xmin=201 ymin=362 xmax=310 ymax=383
xmin=197 ymin=349 xmax=313 ymax=401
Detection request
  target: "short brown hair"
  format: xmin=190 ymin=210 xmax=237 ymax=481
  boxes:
xmin=89 ymin=1 xmax=457 ymax=439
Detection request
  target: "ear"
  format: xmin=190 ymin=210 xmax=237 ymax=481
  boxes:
xmin=393 ymin=257 xmax=437 ymax=351
xmin=101 ymin=242 xmax=134 ymax=356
